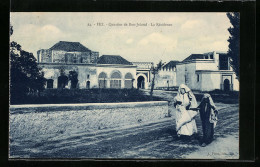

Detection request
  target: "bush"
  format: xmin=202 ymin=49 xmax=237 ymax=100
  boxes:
xmin=194 ymin=89 xmax=239 ymax=104
xmin=11 ymin=88 xmax=163 ymax=104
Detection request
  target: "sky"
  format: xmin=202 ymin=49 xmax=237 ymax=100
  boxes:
xmin=10 ymin=12 xmax=232 ymax=63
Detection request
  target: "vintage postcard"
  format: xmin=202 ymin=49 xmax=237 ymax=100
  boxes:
xmin=9 ymin=12 xmax=239 ymax=159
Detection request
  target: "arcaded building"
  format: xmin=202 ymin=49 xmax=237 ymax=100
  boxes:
xmin=38 ymin=41 xmax=137 ymax=89
xmin=37 ymin=42 xmax=239 ymax=92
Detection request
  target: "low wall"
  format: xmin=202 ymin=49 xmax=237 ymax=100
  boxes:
xmin=10 ymin=101 xmax=168 ymax=140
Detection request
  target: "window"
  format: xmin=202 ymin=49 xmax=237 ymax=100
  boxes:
xmin=210 ymin=54 xmax=213 ymax=59
xmin=47 ymin=79 xmax=54 ymax=88
xmin=110 ymin=71 xmax=122 ymax=88
xmin=80 ymin=57 xmax=83 ymax=63
xmin=86 ymin=81 xmax=90 ymax=89
xmin=87 ymin=74 xmax=90 ymax=79
xmin=197 ymin=74 xmax=199 ymax=82
xmin=73 ymin=55 xmax=77 ymax=63
xmin=110 ymin=80 xmax=121 ymax=88
xmin=205 ymin=55 xmax=208 ymax=59
xmin=219 ymin=54 xmax=229 ymax=70
xmin=98 ymin=72 xmax=107 ymax=88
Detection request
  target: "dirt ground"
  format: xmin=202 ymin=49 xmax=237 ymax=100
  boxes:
xmin=9 ymin=90 xmax=239 ymax=159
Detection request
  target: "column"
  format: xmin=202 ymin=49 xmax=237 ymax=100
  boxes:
xmin=51 ymin=50 xmax=54 ymax=63
xmin=53 ymin=78 xmax=58 ymax=89
xmin=121 ymin=79 xmax=125 ymax=89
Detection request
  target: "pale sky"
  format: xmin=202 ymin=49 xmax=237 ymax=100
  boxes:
xmin=10 ymin=12 xmax=232 ymax=63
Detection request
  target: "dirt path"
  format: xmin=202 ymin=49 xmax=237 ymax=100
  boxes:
xmin=10 ymin=105 xmax=238 ymax=159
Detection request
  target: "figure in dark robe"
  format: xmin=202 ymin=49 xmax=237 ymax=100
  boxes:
xmin=197 ymin=93 xmax=218 ymax=147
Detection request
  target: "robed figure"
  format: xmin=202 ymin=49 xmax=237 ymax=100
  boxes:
xmin=173 ymin=84 xmax=198 ymax=137
xmin=197 ymin=93 xmax=218 ymax=147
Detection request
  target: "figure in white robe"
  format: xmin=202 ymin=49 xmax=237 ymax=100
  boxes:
xmin=173 ymin=84 xmax=198 ymax=137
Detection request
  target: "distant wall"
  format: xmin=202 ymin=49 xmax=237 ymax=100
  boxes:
xmin=155 ymin=70 xmax=177 ymax=88
xmin=10 ymin=101 xmax=168 ymax=139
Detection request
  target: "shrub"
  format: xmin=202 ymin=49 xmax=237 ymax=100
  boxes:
xmin=11 ymin=89 xmax=163 ymax=104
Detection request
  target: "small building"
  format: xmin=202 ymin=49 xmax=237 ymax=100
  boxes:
xmin=38 ymin=41 xmax=137 ymax=89
xmin=154 ymin=61 xmax=179 ymax=89
xmin=176 ymin=51 xmax=239 ymax=91
xmin=132 ymin=62 xmax=154 ymax=89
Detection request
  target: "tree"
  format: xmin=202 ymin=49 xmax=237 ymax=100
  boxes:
xmin=150 ymin=61 xmax=164 ymax=99
xmin=10 ymin=28 xmax=46 ymax=103
xmin=226 ymin=12 xmax=240 ymax=80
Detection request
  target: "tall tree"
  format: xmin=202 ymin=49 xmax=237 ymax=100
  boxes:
xmin=226 ymin=12 xmax=240 ymax=80
xmin=10 ymin=27 xmax=46 ymax=103
xmin=150 ymin=61 xmax=164 ymax=99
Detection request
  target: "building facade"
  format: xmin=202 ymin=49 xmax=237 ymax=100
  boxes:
xmin=37 ymin=41 xmax=99 ymax=64
xmin=176 ymin=51 xmax=239 ymax=91
xmin=38 ymin=41 xmax=137 ymax=89
xmin=132 ymin=62 xmax=153 ymax=89
xmin=154 ymin=61 xmax=179 ymax=89
xmin=38 ymin=42 xmax=239 ymax=92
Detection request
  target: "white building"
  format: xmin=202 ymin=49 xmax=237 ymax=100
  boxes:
xmin=38 ymin=41 xmax=137 ymax=89
xmin=154 ymin=61 xmax=179 ymax=89
xmin=176 ymin=51 xmax=239 ymax=91
xmin=38 ymin=42 xmax=239 ymax=92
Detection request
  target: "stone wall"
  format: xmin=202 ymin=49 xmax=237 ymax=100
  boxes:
xmin=38 ymin=49 xmax=99 ymax=64
xmin=52 ymin=50 xmax=67 ymax=63
xmin=155 ymin=69 xmax=177 ymax=88
xmin=37 ymin=49 xmax=52 ymax=63
xmin=10 ymin=101 xmax=168 ymax=139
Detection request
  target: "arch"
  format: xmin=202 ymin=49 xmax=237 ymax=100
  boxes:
xmin=137 ymin=76 xmax=145 ymax=89
xmin=110 ymin=71 xmax=121 ymax=79
xmin=46 ymin=79 xmax=54 ymax=88
xmin=98 ymin=72 xmax=107 ymax=78
xmin=98 ymin=72 xmax=108 ymax=88
xmin=58 ymin=75 xmax=68 ymax=89
xmin=110 ymin=71 xmax=122 ymax=88
xmin=125 ymin=73 xmax=133 ymax=79
xmin=224 ymin=79 xmax=230 ymax=91
xmin=136 ymin=73 xmax=148 ymax=89
xmin=125 ymin=73 xmax=133 ymax=89
xmin=86 ymin=81 xmax=90 ymax=89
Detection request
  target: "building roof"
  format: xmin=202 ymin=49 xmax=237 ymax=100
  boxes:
xmin=182 ymin=52 xmax=228 ymax=62
xmin=97 ymin=55 xmax=133 ymax=65
xmin=163 ymin=61 xmax=179 ymax=69
xmin=182 ymin=54 xmax=205 ymax=62
xmin=50 ymin=41 xmax=90 ymax=52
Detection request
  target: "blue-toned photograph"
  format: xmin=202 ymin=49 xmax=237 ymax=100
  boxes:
xmin=9 ymin=12 xmax=239 ymax=159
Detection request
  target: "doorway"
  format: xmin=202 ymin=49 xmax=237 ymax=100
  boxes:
xmin=137 ymin=76 xmax=145 ymax=89
xmin=86 ymin=81 xmax=90 ymax=89
xmin=224 ymin=79 xmax=230 ymax=91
